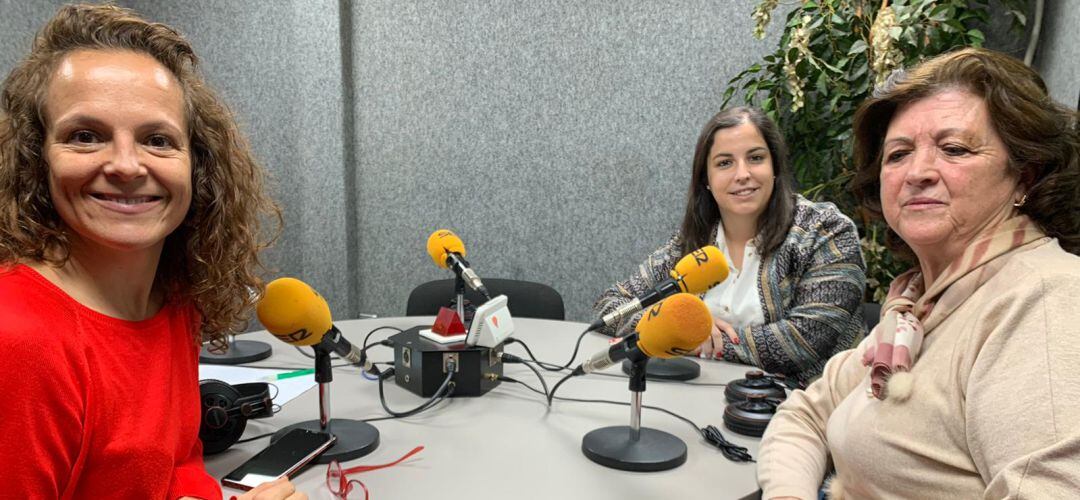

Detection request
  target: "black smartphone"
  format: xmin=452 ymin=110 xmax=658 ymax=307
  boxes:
xmin=221 ymin=428 xmax=336 ymax=491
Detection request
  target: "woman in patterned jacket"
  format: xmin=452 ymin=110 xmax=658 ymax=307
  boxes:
xmin=593 ymin=107 xmax=867 ymax=383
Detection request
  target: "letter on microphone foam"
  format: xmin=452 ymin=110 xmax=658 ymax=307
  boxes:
xmin=636 ymin=293 xmax=713 ymax=358
xmin=426 ymin=229 xmax=466 ymax=269
xmin=671 ymin=245 xmax=730 ymax=294
xmin=256 ymin=277 xmax=332 ymax=346
xmin=580 ymin=293 xmax=712 ymax=374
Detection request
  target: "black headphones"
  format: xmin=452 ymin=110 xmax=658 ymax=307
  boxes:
xmin=198 ymin=379 xmax=274 ymax=455
xmin=722 ymin=370 xmax=798 ymax=437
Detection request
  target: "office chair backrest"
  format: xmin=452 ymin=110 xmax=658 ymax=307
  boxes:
xmin=406 ymin=278 xmax=565 ymax=321
xmin=862 ymin=302 xmax=882 ymax=331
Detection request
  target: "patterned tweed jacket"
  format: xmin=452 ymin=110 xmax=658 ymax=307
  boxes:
xmin=592 ymin=195 xmax=867 ymax=383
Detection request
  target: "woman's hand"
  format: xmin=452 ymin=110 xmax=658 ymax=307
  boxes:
xmin=235 ymin=477 xmax=307 ymax=500
xmin=691 ymin=316 xmax=739 ymax=358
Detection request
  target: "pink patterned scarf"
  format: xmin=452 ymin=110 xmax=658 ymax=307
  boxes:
xmin=861 ymin=216 xmax=1049 ymax=400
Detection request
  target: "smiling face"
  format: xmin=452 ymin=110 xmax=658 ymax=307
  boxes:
xmin=706 ymin=121 xmax=775 ymax=226
xmin=42 ymin=49 xmax=192 ymax=257
xmin=879 ymin=88 xmax=1022 ymax=271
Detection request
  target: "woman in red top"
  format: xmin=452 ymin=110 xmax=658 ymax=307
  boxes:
xmin=0 ymin=4 xmax=299 ymax=499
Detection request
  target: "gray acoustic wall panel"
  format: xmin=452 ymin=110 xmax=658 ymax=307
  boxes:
xmin=0 ymin=1 xmax=70 ymax=74
xmin=128 ymin=1 xmax=354 ymax=321
xmin=1034 ymin=0 xmax=1080 ymax=108
xmin=348 ymin=0 xmax=790 ymax=321
xmin=0 ymin=0 xmax=352 ymax=322
xmin=4 ymin=1 xmax=1075 ymax=326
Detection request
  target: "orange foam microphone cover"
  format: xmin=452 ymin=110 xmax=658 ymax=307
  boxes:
xmin=670 ymin=245 xmax=729 ymax=294
xmin=635 ymin=293 xmax=713 ymax=358
xmin=256 ymin=277 xmax=332 ymax=347
xmin=426 ymin=229 xmax=467 ymax=269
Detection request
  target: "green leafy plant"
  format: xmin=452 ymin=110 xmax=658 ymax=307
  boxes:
xmin=725 ymin=0 xmax=1028 ymax=301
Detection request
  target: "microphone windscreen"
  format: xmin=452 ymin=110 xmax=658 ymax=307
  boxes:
xmin=671 ymin=245 xmax=729 ymax=294
xmin=636 ymin=293 xmax=712 ymax=358
xmin=256 ymin=277 xmax=332 ymax=347
xmin=426 ymin=229 xmax=467 ymax=269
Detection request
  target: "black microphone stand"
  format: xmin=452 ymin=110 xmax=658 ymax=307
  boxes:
xmin=621 ymin=356 xmax=701 ymax=381
xmin=454 ymin=273 xmax=467 ymax=324
xmin=271 ymin=345 xmax=380 ymax=463
xmin=199 ymin=333 xmax=273 ymax=365
xmin=581 ymin=358 xmax=688 ymax=472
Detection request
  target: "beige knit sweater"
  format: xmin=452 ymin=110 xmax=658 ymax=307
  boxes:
xmin=757 ymin=240 xmax=1080 ymax=499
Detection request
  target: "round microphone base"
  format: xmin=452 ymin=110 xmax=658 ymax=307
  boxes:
xmin=581 ymin=426 xmax=687 ymax=472
xmin=199 ymin=340 xmax=273 ymax=365
xmin=621 ymin=357 xmax=701 ymax=381
xmin=272 ymin=419 xmax=380 ymax=464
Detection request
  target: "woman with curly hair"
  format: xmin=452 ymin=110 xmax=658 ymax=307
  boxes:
xmin=0 ymin=4 xmax=300 ymax=499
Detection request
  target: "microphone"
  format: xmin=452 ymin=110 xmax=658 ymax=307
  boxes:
xmin=426 ymin=229 xmax=490 ymax=299
xmin=576 ymin=293 xmax=713 ymax=375
xmin=256 ymin=277 xmax=377 ymax=373
xmin=589 ymin=245 xmax=729 ymax=332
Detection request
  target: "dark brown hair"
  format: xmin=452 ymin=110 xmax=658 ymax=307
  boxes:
xmin=0 ymin=4 xmax=282 ymax=344
xmin=679 ymin=106 xmax=796 ymax=256
xmin=852 ymin=47 xmax=1080 ymax=260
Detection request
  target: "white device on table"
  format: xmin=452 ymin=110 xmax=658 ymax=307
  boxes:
xmin=465 ymin=294 xmax=515 ymax=347
xmin=221 ymin=428 xmax=336 ymax=491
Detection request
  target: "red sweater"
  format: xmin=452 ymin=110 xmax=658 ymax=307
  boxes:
xmin=0 ymin=265 xmax=221 ymax=500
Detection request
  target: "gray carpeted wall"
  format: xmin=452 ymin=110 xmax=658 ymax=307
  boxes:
xmin=2 ymin=1 xmax=1077 ymax=324
xmin=1035 ymin=0 xmax=1080 ymax=107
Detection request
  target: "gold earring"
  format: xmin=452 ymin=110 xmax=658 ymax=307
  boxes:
xmin=1013 ymin=194 xmax=1028 ymax=208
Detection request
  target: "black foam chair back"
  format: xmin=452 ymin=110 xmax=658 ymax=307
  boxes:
xmin=862 ymin=302 xmax=882 ymax=331
xmin=406 ymin=278 xmax=565 ymax=320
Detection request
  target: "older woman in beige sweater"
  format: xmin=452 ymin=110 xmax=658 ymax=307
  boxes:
xmin=757 ymin=48 xmax=1080 ymax=499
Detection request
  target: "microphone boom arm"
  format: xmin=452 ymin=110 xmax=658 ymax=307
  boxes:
xmin=445 ymin=253 xmax=491 ymax=299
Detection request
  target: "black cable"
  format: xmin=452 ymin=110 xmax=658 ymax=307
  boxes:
xmin=294 ymin=345 xmax=318 ymax=359
xmin=361 ymin=415 xmax=400 ymax=423
xmin=513 ymin=359 xmax=550 ymax=401
xmin=498 ymin=374 xmax=751 ymax=463
xmin=498 ymin=376 xmax=546 ymax=397
xmin=506 ymin=338 xmax=727 ymax=387
xmin=240 ymin=363 xmax=353 ymax=370
xmin=589 ymin=370 xmax=728 ymax=387
xmin=561 ymin=328 xmax=590 ymax=367
xmin=549 ymin=394 xmax=754 ymax=463
xmin=701 ymin=425 xmax=755 ymax=462
xmin=546 ymin=370 xmax=579 ymax=405
xmin=362 ymin=326 xmax=403 ymax=352
xmin=290 ymin=324 xmax=402 ymax=361
xmin=377 ymin=367 xmax=455 ymax=418
xmin=504 ymin=338 xmax=568 ymax=372
xmin=505 ymin=328 xmax=589 ymax=371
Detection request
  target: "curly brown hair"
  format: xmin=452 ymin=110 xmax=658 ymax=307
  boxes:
xmin=0 ymin=4 xmax=281 ymax=344
xmin=852 ymin=47 xmax=1080 ymax=260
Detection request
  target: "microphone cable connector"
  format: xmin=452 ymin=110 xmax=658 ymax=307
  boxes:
xmin=359 ymin=339 xmax=394 ymax=377
xmin=500 ymin=353 xmax=526 ymax=364
xmin=358 ymin=351 xmax=382 ymax=376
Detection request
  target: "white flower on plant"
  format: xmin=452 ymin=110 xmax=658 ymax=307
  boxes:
xmin=783 ymin=14 xmax=814 ymax=111
xmin=752 ymin=0 xmax=780 ymax=39
xmin=870 ymin=5 xmax=904 ymax=88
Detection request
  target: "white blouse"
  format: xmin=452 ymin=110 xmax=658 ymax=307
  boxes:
xmin=701 ymin=221 xmax=766 ymax=329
